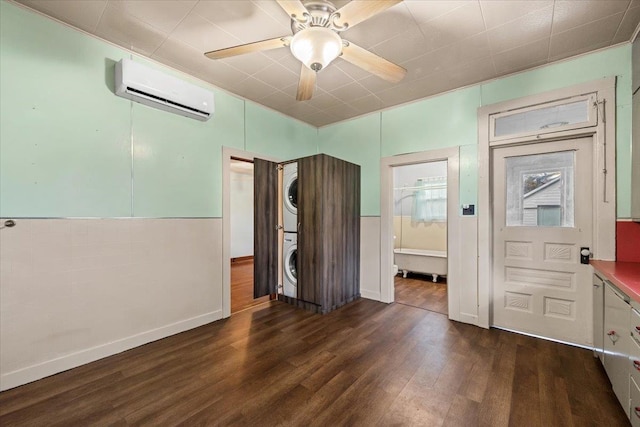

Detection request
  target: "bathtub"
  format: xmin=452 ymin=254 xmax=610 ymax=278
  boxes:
xmin=394 ymin=248 xmax=447 ymax=282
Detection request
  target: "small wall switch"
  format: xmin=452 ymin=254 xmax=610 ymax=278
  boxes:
xmin=462 ymin=204 xmax=475 ymax=215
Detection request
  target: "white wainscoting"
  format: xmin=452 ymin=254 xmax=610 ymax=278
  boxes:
xmin=360 ymin=216 xmax=381 ymax=301
xmin=0 ymin=218 xmax=223 ymax=391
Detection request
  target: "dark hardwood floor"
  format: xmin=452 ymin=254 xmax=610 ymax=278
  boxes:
xmin=231 ymin=258 xmax=270 ymax=313
xmin=0 ymin=298 xmax=628 ymax=426
xmin=395 ymin=273 xmax=448 ymax=315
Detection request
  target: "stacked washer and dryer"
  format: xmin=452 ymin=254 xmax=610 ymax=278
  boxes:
xmin=282 ymin=162 xmax=298 ymax=298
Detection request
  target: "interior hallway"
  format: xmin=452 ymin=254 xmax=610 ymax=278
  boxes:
xmin=0 ymin=298 xmax=626 ymax=426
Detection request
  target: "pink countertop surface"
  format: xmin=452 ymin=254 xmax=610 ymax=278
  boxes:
xmin=591 ymin=260 xmax=640 ymax=302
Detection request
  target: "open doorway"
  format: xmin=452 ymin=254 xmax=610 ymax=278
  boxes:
xmin=229 ymin=158 xmax=270 ymax=313
xmin=392 ymin=161 xmax=448 ymax=315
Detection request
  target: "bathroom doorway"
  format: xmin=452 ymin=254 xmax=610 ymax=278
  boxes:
xmin=392 ymin=161 xmax=448 ymax=314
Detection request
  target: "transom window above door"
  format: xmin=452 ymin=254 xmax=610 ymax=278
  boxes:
xmin=490 ymin=94 xmax=597 ymax=143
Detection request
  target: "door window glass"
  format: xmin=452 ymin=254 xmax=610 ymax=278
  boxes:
xmin=505 ymin=151 xmax=574 ymax=227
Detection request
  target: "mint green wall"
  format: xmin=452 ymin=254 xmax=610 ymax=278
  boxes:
xmin=318 ymin=114 xmax=381 ymax=216
xmin=245 ymin=103 xmax=317 ymax=160
xmin=1 ymin=1 xmax=633 ymax=219
xmin=0 ymin=1 xmax=317 ymax=218
xmin=318 ymin=45 xmax=632 ymax=218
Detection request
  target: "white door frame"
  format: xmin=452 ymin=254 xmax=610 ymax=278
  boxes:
xmin=477 ymin=77 xmax=617 ymax=329
xmin=380 ymin=147 xmax=464 ymax=321
xmin=222 ymin=146 xmax=281 ymax=318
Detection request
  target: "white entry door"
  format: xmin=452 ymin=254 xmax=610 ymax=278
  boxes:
xmin=492 ymin=137 xmax=593 ymax=346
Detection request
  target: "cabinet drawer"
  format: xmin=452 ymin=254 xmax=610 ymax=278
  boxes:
xmin=632 ymin=377 xmax=640 ymax=427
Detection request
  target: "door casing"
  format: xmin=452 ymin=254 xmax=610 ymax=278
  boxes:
xmin=477 ymin=77 xmax=617 ymax=331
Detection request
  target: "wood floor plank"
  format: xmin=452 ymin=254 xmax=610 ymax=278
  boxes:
xmin=0 ymin=299 xmax=629 ymax=426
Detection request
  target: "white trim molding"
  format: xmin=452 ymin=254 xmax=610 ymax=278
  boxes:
xmin=477 ymin=77 xmax=617 ymax=330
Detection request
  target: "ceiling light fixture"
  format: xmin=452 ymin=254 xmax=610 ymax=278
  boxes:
xmin=289 ymin=27 xmax=342 ymax=72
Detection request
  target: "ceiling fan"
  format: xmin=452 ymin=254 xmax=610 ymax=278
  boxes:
xmin=204 ymin=0 xmax=407 ymax=101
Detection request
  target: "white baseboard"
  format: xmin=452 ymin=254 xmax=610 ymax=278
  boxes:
xmin=360 ymin=289 xmax=381 ymax=301
xmin=0 ymin=310 xmax=222 ymax=391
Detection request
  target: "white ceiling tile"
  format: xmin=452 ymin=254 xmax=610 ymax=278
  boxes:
xmin=321 ymin=102 xmax=360 ymax=121
xmin=252 ymin=62 xmax=300 ymax=89
xmin=220 ymin=52 xmax=277 ymax=76
xmin=193 ymin=1 xmax=289 ymax=44
xmin=109 ymin=0 xmax=197 ymax=34
xmin=612 ymin=6 xmax=640 ymax=43
xmin=550 ymin=13 xmax=623 ymax=58
xmin=446 ymin=55 xmax=496 ymax=87
xmin=152 ymin=37 xmax=250 ymax=88
xmin=487 ymin=5 xmax=553 ymax=53
xmin=358 ymin=74 xmax=399 ymax=93
xmin=258 ymin=90 xmax=297 ymax=111
xmin=304 ymin=90 xmax=345 ymax=110
xmin=171 ymin=12 xmax=243 ymax=53
xmin=316 ymin=65 xmax=356 ymax=91
xmin=95 ymin=3 xmax=167 ymax=56
xmin=418 ymin=1 xmax=486 ymax=51
xmin=480 ymin=1 xmax=553 ymax=30
xmin=347 ymin=94 xmax=384 ymax=112
xmin=552 ymin=0 xmax=630 ymax=34
xmin=340 ymin=3 xmax=417 ymax=49
xmin=404 ymin=0 xmax=471 ymax=24
xmin=432 ymin=32 xmax=491 ymax=71
xmin=492 ymin=38 xmax=550 ymax=74
xmin=231 ymin=76 xmax=280 ymax=100
xmin=369 ymin=27 xmax=433 ymax=64
xmin=300 ymin=110 xmax=341 ymax=128
xmin=17 ymin=0 xmax=107 ymax=33
xmin=252 ymin=0 xmax=290 ymax=23
xmin=329 ymin=82 xmax=371 ymax=103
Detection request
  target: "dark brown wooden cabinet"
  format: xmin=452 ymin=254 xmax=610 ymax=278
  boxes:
xmin=254 ymin=154 xmax=360 ymax=314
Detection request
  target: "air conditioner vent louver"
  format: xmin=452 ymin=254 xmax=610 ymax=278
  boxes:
xmin=125 ymin=87 xmax=210 ymax=117
xmin=115 ymin=59 xmax=214 ymax=121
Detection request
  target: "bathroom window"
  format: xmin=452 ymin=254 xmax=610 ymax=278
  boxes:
xmin=412 ymin=176 xmax=447 ymax=223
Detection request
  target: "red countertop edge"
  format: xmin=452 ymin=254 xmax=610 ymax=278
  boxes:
xmin=591 ymin=260 xmax=640 ymax=303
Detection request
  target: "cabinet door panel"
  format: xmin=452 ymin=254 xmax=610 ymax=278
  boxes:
xmin=298 ymin=155 xmax=323 ymax=305
xmin=604 ymin=283 xmax=631 ymax=416
xmin=254 ymin=158 xmax=278 ymax=298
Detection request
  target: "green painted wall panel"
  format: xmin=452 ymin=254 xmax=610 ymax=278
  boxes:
xmin=131 ymin=88 xmax=244 ymax=217
xmin=0 ymin=2 xmax=132 ymax=217
xmin=245 ymin=103 xmax=317 ymax=161
xmin=317 ymin=114 xmax=381 ymax=216
xmin=380 ymin=87 xmax=481 ymax=158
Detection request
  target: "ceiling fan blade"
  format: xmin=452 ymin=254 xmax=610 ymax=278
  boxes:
xmin=333 ymin=0 xmax=402 ymax=30
xmin=204 ymin=37 xmax=289 ymax=59
xmin=341 ymin=41 xmax=406 ymax=83
xmin=276 ymin=0 xmax=309 ymax=21
xmin=297 ymin=64 xmax=316 ymax=101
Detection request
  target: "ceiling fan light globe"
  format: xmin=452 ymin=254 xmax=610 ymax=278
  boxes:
xmin=290 ymin=27 xmax=342 ymax=72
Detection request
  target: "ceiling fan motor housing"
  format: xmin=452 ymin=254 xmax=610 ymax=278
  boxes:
xmin=290 ymin=0 xmax=338 ymax=34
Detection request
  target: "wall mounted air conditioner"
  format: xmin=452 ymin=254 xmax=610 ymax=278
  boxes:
xmin=115 ymin=58 xmax=214 ymax=121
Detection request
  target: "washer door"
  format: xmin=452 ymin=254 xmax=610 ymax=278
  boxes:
xmin=285 ymin=246 xmax=297 ymax=284
xmin=284 ymin=174 xmax=298 ymax=214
